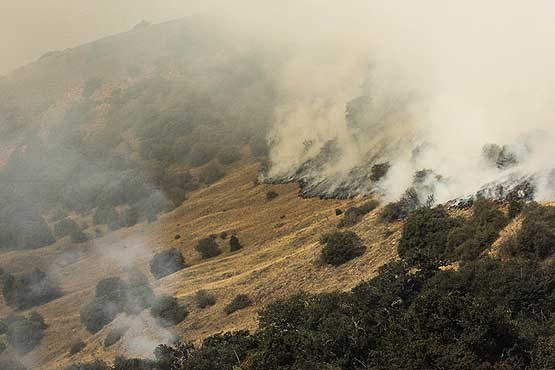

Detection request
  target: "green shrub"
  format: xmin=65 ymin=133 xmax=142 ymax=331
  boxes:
xmin=338 ymin=200 xmax=379 ymax=228
xmin=195 ymin=237 xmax=221 ymax=259
xmin=104 ymin=327 xmax=128 ymax=347
xmin=54 ymin=217 xmax=80 ymax=238
xmin=149 ymin=248 xmax=186 ymax=279
xmin=64 ymin=361 xmax=109 ymax=370
xmin=93 ymin=206 xmax=119 ymax=226
xmin=198 ymin=162 xmax=225 ymax=185
xmin=194 ymin=290 xmax=216 ymax=309
xmin=69 ymin=340 xmax=86 ymax=355
xmin=6 ymin=312 xmax=47 ymax=353
xmin=217 ymin=146 xmax=241 ymax=165
xmin=70 ymin=229 xmax=89 ymax=243
xmin=266 ymin=191 xmax=279 ymax=201
xmin=150 ymin=295 xmax=188 ymax=327
xmin=370 ymin=162 xmax=390 ymax=182
xmin=508 ymin=199 xmax=525 ymax=219
xmin=320 ymin=231 xmax=365 ymax=266
xmin=80 ymin=298 xmax=120 ymax=334
xmin=2 ymin=268 xmax=63 ymax=310
xmin=397 ymin=206 xmax=460 ymax=268
xmin=224 ymin=294 xmax=252 ymax=315
xmin=516 ymin=205 xmax=555 ymax=259
xmin=229 ymin=235 xmax=242 ymax=252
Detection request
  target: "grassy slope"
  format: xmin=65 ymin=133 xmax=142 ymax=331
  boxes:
xmin=0 ymin=159 xmax=401 ymax=369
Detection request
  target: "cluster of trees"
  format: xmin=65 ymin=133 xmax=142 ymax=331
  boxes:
xmin=66 ymin=200 xmax=555 ymax=370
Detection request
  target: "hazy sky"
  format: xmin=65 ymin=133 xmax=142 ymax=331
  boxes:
xmin=0 ymin=0 xmax=214 ymax=75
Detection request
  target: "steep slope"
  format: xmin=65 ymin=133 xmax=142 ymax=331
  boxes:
xmin=0 ymin=159 xmax=400 ymax=369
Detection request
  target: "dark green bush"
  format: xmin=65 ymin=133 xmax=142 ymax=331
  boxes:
xmin=338 ymin=200 xmax=379 ymax=228
xmin=516 ymin=205 xmax=555 ymax=259
xmin=93 ymin=206 xmax=119 ymax=226
xmin=217 ymin=146 xmax=242 ymax=165
xmin=80 ymin=298 xmax=120 ymax=334
xmin=104 ymin=327 xmax=129 ymax=347
xmin=195 ymin=238 xmax=221 ymax=259
xmin=320 ymin=231 xmax=365 ymax=266
xmin=69 ymin=340 xmax=86 ymax=355
xmin=64 ymin=361 xmax=109 ymax=370
xmin=6 ymin=312 xmax=47 ymax=353
xmin=509 ymin=199 xmax=525 ymax=219
xmin=194 ymin=290 xmax=216 ymax=309
xmin=398 ymin=206 xmax=460 ymax=268
xmin=266 ymin=191 xmax=279 ymax=201
xmin=198 ymin=162 xmax=225 ymax=185
xmin=54 ymin=217 xmax=80 ymax=238
xmin=224 ymin=294 xmax=252 ymax=315
xmin=229 ymin=235 xmax=242 ymax=252
xmin=370 ymin=162 xmax=390 ymax=182
xmin=150 ymin=295 xmax=188 ymax=327
xmin=149 ymin=248 xmax=186 ymax=279
xmin=2 ymin=268 xmax=63 ymax=310
xmin=70 ymin=229 xmax=90 ymax=243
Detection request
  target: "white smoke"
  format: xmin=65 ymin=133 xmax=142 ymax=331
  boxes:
xmin=242 ymin=0 xmax=555 ymax=202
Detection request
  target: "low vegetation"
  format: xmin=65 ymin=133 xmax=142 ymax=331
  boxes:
xmin=195 ymin=237 xmax=222 ymax=259
xmin=150 ymin=295 xmax=188 ymax=327
xmin=194 ymin=290 xmax=217 ymax=309
xmin=2 ymin=268 xmax=63 ymax=310
xmin=337 ymin=199 xmax=379 ymax=228
xmin=69 ymin=340 xmax=87 ymax=355
xmin=5 ymin=312 xmax=47 ymax=353
xmin=224 ymin=294 xmax=252 ymax=315
xmin=229 ymin=235 xmax=242 ymax=252
xmin=320 ymin=231 xmax=365 ymax=266
xmin=149 ymin=248 xmax=186 ymax=279
xmin=104 ymin=327 xmax=129 ymax=348
xmin=80 ymin=272 xmax=154 ymax=333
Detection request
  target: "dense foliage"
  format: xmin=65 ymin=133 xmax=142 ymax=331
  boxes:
xmin=150 ymin=295 xmax=188 ymax=327
xmin=2 ymin=268 xmax=63 ymax=310
xmin=195 ymin=237 xmax=222 ymax=259
xmin=66 ymin=200 xmax=555 ymax=370
xmin=149 ymin=248 xmax=187 ymax=279
xmin=80 ymin=271 xmax=154 ymax=333
xmin=5 ymin=312 xmax=47 ymax=354
xmin=320 ymin=231 xmax=365 ymax=266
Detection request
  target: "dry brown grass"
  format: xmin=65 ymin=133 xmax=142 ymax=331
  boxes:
xmin=0 ymin=160 xmax=400 ymax=369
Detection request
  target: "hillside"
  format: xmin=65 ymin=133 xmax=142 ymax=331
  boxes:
xmin=0 ymin=157 xmax=400 ymax=369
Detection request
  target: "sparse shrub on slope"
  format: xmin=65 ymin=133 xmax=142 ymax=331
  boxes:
xmin=217 ymin=145 xmax=242 ymax=165
xmin=70 ymin=229 xmax=90 ymax=243
xmin=198 ymin=162 xmax=225 ymax=185
xmin=195 ymin=237 xmax=221 ymax=259
xmin=53 ymin=217 xmax=80 ymax=238
xmin=229 ymin=235 xmax=242 ymax=252
xmin=320 ymin=231 xmax=365 ymax=266
xmin=224 ymin=294 xmax=252 ymax=315
xmin=64 ymin=361 xmax=110 ymax=370
xmin=69 ymin=340 xmax=86 ymax=355
xmin=80 ymin=297 xmax=120 ymax=334
xmin=2 ymin=268 xmax=63 ymax=310
xmin=6 ymin=312 xmax=47 ymax=353
xmin=149 ymin=248 xmax=186 ymax=279
xmin=194 ymin=290 xmax=216 ymax=309
xmin=266 ymin=191 xmax=279 ymax=201
xmin=150 ymin=295 xmax=188 ymax=327
xmin=338 ymin=200 xmax=379 ymax=228
xmin=104 ymin=327 xmax=129 ymax=347
xmin=81 ymin=273 xmax=154 ymax=333
xmin=93 ymin=206 xmax=119 ymax=226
